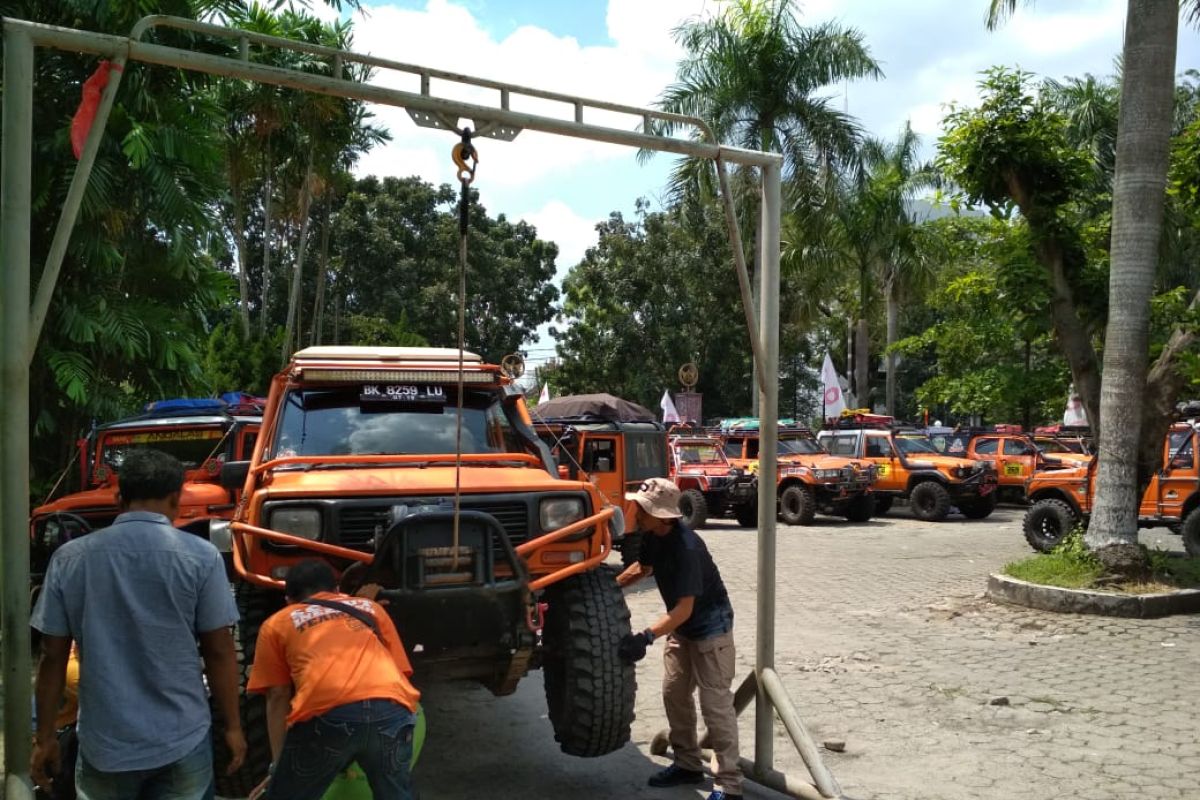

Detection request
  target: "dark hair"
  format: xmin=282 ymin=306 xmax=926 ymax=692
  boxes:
xmin=117 ymin=449 xmax=185 ymax=503
xmin=285 ymin=559 xmax=338 ymax=601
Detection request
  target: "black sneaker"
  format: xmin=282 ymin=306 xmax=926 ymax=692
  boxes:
xmin=648 ymin=765 xmax=705 ymax=787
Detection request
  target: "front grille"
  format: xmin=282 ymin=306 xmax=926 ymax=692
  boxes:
xmin=337 ymin=500 xmax=530 ymax=551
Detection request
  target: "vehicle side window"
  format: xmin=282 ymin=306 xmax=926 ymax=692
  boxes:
xmin=582 ymin=439 xmax=617 ymax=473
xmin=1168 ymin=434 xmax=1195 ymax=470
xmin=624 ymin=433 xmax=667 ymax=482
xmin=828 ymin=435 xmax=859 ymax=457
xmin=864 ymin=436 xmax=891 ymax=458
xmin=746 ymin=439 xmax=760 ymax=459
xmin=238 ymin=433 xmax=258 ymax=460
xmin=974 ymin=438 xmax=1000 ymax=455
xmin=724 ymin=440 xmax=742 ymax=459
xmin=1003 ymin=439 xmax=1034 ymax=457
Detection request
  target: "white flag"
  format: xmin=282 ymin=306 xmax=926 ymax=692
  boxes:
xmin=538 ymin=383 xmax=550 ymax=404
xmin=821 ymin=353 xmax=846 ymax=418
xmin=661 ymin=390 xmax=680 ymax=423
xmin=1063 ymin=386 xmax=1087 ymax=426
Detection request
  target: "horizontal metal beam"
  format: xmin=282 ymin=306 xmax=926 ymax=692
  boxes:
xmin=2 ymin=17 xmax=781 ymax=169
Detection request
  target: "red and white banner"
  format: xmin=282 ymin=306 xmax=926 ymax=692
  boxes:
xmin=821 ymin=353 xmax=846 ymax=418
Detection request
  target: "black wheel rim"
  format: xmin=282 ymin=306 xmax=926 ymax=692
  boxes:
xmin=1036 ymin=515 xmax=1062 ymax=546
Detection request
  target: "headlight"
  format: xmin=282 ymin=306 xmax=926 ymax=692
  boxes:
xmin=813 ymin=469 xmax=841 ymax=480
xmin=728 ymin=468 xmax=743 ymax=478
xmin=540 ymin=497 xmax=584 ymax=530
xmin=608 ymin=505 xmax=626 ymax=538
xmin=269 ymin=507 xmax=321 ymax=540
xmin=209 ymin=519 xmax=233 ymax=552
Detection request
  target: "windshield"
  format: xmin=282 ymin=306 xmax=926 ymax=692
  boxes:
xmin=895 ymin=435 xmax=939 ymax=456
xmin=1037 ymin=439 xmax=1073 ymax=454
xmin=272 ymin=385 xmax=522 ymax=458
xmin=99 ymin=426 xmax=227 ymax=473
xmin=675 ymin=443 xmax=726 ymax=465
xmin=779 ymin=436 xmax=824 ymax=455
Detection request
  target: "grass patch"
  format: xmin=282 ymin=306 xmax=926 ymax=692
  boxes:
xmin=1004 ymin=551 xmax=1104 ymax=589
xmin=1003 ymin=529 xmax=1200 ymax=593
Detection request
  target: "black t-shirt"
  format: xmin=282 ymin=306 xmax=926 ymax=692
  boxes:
xmin=639 ymin=521 xmax=733 ymax=640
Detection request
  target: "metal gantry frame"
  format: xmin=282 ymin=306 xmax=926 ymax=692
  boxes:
xmin=0 ymin=15 xmax=845 ymax=800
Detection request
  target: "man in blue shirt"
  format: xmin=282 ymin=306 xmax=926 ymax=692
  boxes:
xmin=617 ymin=478 xmax=742 ymax=800
xmin=31 ymin=449 xmax=244 ymax=799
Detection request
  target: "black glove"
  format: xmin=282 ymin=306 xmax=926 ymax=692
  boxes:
xmin=618 ymin=629 xmax=655 ymax=662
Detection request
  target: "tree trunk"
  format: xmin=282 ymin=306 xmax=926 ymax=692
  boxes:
xmin=260 ymin=134 xmax=274 ymax=337
xmin=885 ymin=272 xmax=899 ymax=416
xmin=854 ymin=318 xmax=869 ymax=409
xmin=230 ymin=182 xmax=252 ymax=339
xmin=310 ymin=197 xmax=332 ymax=346
xmin=281 ymin=151 xmax=316 ymax=365
xmin=1086 ymin=0 xmax=1177 ymax=565
xmin=845 ymin=316 xmax=854 ymax=407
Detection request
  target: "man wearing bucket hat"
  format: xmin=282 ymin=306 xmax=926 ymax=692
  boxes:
xmin=616 ymin=477 xmax=742 ymax=800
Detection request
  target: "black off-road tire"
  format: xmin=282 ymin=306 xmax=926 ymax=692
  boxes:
xmin=960 ymin=493 xmax=998 ymax=520
xmin=213 ymin=584 xmax=284 ymax=798
xmin=679 ymin=489 xmax=709 ymax=529
xmin=734 ymin=501 xmax=758 ymax=528
xmin=909 ymin=481 xmax=952 ymax=522
xmin=779 ymin=484 xmax=816 ymax=526
xmin=842 ymin=492 xmax=876 ymax=523
xmin=542 ymin=566 xmax=636 ymax=757
xmin=619 ymin=531 xmax=644 ymax=568
xmin=873 ymin=495 xmax=894 ymax=516
xmin=1023 ymin=499 xmax=1079 ymax=553
xmin=1180 ymin=507 xmax=1200 ymax=557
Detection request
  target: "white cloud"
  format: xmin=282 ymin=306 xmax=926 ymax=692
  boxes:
xmin=1002 ymin=0 xmax=1125 ymax=56
xmin=520 ymin=200 xmax=600 ymax=281
xmin=345 ymin=0 xmax=714 ymax=189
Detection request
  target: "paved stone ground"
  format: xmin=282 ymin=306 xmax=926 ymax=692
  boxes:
xmin=5 ymin=505 xmax=1197 ymax=799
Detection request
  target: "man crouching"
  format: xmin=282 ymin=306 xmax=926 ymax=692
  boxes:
xmin=249 ymin=560 xmax=420 ymax=800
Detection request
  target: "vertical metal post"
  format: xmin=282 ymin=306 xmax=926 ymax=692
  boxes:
xmin=754 ymin=161 xmax=782 ymax=772
xmin=2 ymin=24 xmax=36 ymax=797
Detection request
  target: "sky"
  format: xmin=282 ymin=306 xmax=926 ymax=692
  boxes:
xmin=313 ymin=0 xmax=1199 ymax=368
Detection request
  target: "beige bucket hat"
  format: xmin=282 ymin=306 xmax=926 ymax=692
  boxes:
xmin=625 ymin=477 xmax=683 ymax=520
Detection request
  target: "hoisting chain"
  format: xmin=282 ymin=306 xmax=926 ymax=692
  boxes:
xmin=451 ymin=128 xmax=477 ymax=572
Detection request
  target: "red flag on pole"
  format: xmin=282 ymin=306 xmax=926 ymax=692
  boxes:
xmin=71 ymin=61 xmax=121 ymax=159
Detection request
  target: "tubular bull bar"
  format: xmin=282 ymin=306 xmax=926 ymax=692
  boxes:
xmin=229 ymin=506 xmax=614 ymax=592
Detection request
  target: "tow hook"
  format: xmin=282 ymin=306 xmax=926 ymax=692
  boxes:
xmin=526 ymin=601 xmax=549 ymax=633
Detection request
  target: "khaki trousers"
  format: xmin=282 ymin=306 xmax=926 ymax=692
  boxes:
xmin=662 ymin=630 xmax=742 ymax=793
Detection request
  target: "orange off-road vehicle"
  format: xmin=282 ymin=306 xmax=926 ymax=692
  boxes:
xmin=668 ymin=429 xmax=758 ymax=528
xmin=933 ymin=426 xmax=1075 ymax=503
xmin=1022 ymin=421 xmax=1200 ymax=553
xmin=530 ymin=392 xmax=669 ymax=566
xmin=30 ymin=398 xmax=261 ymax=599
xmin=216 ymin=347 xmax=634 ymax=794
xmin=714 ymin=419 xmax=876 ymax=524
xmin=817 ymin=414 xmax=998 ymax=521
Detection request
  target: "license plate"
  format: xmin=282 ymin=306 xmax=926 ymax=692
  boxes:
xmin=360 ymin=384 xmax=446 ymax=403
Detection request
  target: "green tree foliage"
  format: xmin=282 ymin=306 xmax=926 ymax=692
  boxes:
xmin=14 ymin=0 xmax=238 ymax=481
xmin=552 ymin=200 xmax=752 ymax=416
xmin=328 ymin=176 xmax=559 ymax=361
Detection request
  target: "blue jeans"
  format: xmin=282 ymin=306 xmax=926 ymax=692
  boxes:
xmin=76 ymin=733 xmax=213 ymax=800
xmin=265 ymin=699 xmax=415 ymax=800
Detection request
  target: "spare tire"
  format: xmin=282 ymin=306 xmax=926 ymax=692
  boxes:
xmin=541 ymin=566 xmax=636 ymax=757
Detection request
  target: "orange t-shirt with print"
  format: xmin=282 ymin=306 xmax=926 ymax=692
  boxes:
xmin=247 ymin=592 xmax=420 ymax=725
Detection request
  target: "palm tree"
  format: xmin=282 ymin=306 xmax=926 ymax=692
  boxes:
xmin=654 ymin=0 xmax=882 ymax=412
xmin=988 ymin=0 xmax=1183 ymax=565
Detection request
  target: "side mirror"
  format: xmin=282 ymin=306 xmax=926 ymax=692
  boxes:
xmin=220 ymin=461 xmax=251 ymax=491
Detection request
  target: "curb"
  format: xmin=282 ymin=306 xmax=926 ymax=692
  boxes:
xmin=986 ymin=573 xmax=1200 ymax=618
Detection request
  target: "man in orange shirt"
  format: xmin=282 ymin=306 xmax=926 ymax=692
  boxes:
xmin=248 ymin=560 xmax=420 ymax=800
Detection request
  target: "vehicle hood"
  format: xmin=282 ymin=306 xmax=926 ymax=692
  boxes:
xmin=781 ymin=454 xmax=862 ymax=471
xmin=674 ymin=464 xmax=737 ymax=478
xmin=32 ymin=481 xmax=230 ymax=518
xmin=260 ymin=464 xmax=587 ymax=498
xmin=902 ymin=454 xmax=982 ymax=470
